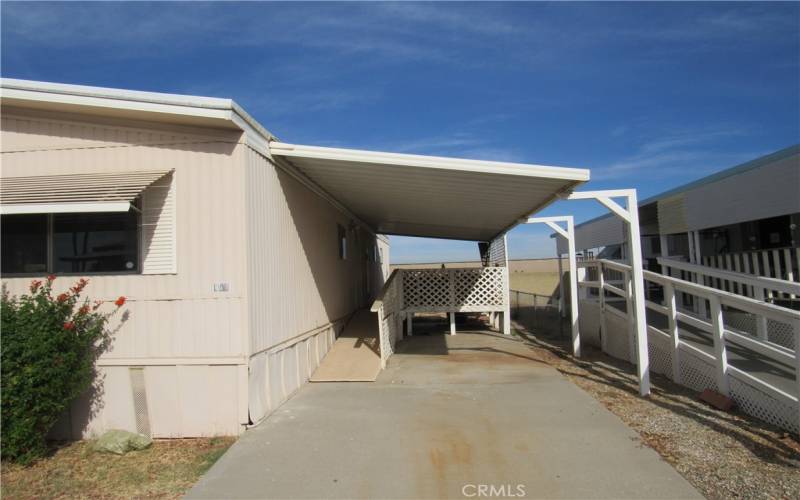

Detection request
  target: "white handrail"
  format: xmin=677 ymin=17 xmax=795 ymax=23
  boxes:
xmin=658 ymin=256 xmax=800 ymax=297
xmin=577 ymin=258 xmax=798 ymax=434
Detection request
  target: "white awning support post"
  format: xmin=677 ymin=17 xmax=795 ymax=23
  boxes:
xmin=557 ymin=255 xmax=565 ymax=318
xmin=503 ymin=234 xmax=511 ymax=335
xmin=566 ymin=189 xmax=651 ymax=396
xmin=526 ymin=216 xmax=580 ymax=357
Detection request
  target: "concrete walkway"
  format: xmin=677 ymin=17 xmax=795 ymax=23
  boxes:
xmin=188 ymin=326 xmax=700 ymax=499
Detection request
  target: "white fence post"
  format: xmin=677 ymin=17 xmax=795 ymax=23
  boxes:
xmin=566 ymin=217 xmax=580 ymax=357
xmin=625 ymin=192 xmax=651 ymax=396
xmin=558 ymin=255 xmax=565 ymax=318
xmin=599 ymin=261 xmax=608 ymax=353
xmin=755 ymin=287 xmax=768 ymax=341
xmin=503 ymin=234 xmax=511 ymax=335
xmin=625 ymin=268 xmax=637 ymax=362
xmin=664 ymin=282 xmax=681 ymax=383
xmin=794 ymin=317 xmax=800 ymax=432
xmin=709 ymin=295 xmax=730 ymax=396
xmin=450 ymin=312 xmax=456 ymax=336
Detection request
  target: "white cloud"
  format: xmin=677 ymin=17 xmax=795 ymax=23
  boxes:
xmin=593 ymin=125 xmax=762 ymax=181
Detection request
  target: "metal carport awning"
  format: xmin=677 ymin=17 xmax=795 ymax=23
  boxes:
xmin=269 ymin=143 xmax=590 ymax=241
xmin=0 ymin=169 xmax=173 ymax=214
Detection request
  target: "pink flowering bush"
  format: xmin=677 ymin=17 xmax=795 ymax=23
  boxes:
xmin=1 ymin=276 xmax=126 ymax=464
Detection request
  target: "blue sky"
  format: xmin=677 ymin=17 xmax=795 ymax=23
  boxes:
xmin=3 ymin=2 xmax=798 ymax=263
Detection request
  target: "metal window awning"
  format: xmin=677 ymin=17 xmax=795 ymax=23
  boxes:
xmin=270 ymin=143 xmax=590 ymax=242
xmin=0 ymin=169 xmax=173 ymax=215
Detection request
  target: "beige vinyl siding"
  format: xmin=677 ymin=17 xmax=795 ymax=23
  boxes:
xmin=1 ymin=111 xmax=248 ymax=360
xmin=244 ymin=145 xmax=380 ymax=354
xmin=1 ymin=105 xmax=233 ymax=152
xmin=1 ymin=108 xmax=250 ymax=438
xmin=243 ymin=145 xmax=385 ymax=423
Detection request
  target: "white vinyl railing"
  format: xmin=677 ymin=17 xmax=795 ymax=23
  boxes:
xmin=371 ymin=269 xmax=404 ymax=368
xmin=371 ymin=267 xmax=509 ymax=367
xmin=659 ymin=257 xmax=800 ymax=349
xmin=579 ymin=258 xmax=799 ymax=434
xmin=700 ymin=247 xmax=799 ymax=300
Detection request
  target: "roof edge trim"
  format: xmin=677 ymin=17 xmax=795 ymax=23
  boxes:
xmin=0 ymin=78 xmax=276 ymax=154
xmin=269 ymin=142 xmax=591 ymax=182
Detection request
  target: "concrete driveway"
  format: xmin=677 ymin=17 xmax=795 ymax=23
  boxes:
xmin=188 ymin=327 xmax=700 ymax=499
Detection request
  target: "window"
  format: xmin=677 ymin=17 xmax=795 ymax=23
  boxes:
xmin=338 ymin=224 xmax=347 ymax=260
xmin=53 ymin=212 xmax=138 ymax=273
xmin=1 ymin=211 xmax=139 ymax=276
xmin=1 ymin=214 xmax=48 ymax=274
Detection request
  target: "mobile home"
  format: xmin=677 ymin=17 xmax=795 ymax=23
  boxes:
xmin=1 ymin=80 xmax=593 ymax=438
xmin=0 ymin=80 xmax=390 ymax=438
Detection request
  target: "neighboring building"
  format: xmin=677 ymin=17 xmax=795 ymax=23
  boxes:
xmin=0 ymin=80 xmax=390 ymax=438
xmin=557 ymin=145 xmax=800 ymax=288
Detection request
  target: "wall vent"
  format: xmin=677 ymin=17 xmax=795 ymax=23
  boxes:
xmin=129 ymin=367 xmax=152 ymax=436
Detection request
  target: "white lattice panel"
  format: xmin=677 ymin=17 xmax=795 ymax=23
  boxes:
xmin=403 ymin=268 xmax=507 ymax=313
xmin=729 ymin=375 xmax=799 ymax=434
xmin=678 ymin=349 xmax=718 ymax=393
xmin=724 ymin=310 xmax=756 ymax=336
xmin=723 ymin=311 xmax=795 ymax=350
xmin=377 ymin=272 xmax=404 ymax=367
xmin=647 ymin=331 xmax=674 ymax=379
xmin=767 ymin=319 xmax=795 ymax=350
xmin=487 ymin=237 xmax=506 ymax=267
xmin=454 ymin=268 xmax=504 ymax=308
xmin=403 ymin=270 xmax=451 ymax=309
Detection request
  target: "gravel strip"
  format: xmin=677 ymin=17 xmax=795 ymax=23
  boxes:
xmin=514 ymin=328 xmax=800 ymax=500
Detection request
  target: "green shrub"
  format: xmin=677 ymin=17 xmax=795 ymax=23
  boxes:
xmin=1 ymin=276 xmax=126 ymax=465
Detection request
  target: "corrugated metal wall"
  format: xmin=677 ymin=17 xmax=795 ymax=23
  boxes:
xmin=1 ymin=108 xmax=250 ymax=437
xmin=657 ymin=195 xmax=688 ymax=235
xmin=559 ymin=215 xmax=625 ymax=254
xmin=684 ymin=153 xmax=800 ymax=231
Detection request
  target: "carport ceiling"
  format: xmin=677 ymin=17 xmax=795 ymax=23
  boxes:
xmin=270 ymin=143 xmax=590 ymax=242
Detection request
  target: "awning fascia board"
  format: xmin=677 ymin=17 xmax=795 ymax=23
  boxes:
xmin=270 ymin=142 xmax=590 ymax=182
xmin=1 ymin=202 xmax=132 ymax=215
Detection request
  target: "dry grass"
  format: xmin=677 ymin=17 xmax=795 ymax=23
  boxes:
xmin=1 ymin=437 xmax=234 ymax=499
xmin=514 ymin=326 xmax=800 ymax=499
